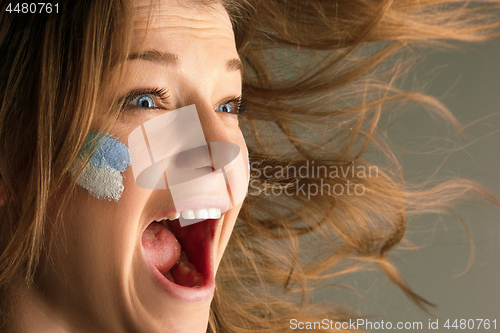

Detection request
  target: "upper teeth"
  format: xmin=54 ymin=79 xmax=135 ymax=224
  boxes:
xmin=157 ymin=208 xmax=221 ymax=221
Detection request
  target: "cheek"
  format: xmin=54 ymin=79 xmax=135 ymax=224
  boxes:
xmin=216 ymin=201 xmax=243 ymax=268
xmin=214 ymin=133 xmax=249 ymax=265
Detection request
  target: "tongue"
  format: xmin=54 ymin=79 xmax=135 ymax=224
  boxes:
xmin=142 ymin=222 xmax=181 ymax=274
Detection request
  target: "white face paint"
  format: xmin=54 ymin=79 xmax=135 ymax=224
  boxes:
xmin=128 ymin=104 xmax=249 ymax=226
xmin=73 ymin=132 xmax=132 ymax=201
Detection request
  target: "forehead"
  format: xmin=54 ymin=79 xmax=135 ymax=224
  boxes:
xmin=132 ymin=0 xmax=236 ymax=53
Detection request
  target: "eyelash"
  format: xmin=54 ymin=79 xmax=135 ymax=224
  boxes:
xmin=120 ymin=87 xmax=170 ymax=110
xmin=119 ymin=87 xmax=247 ymax=115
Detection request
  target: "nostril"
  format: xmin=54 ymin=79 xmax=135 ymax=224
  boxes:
xmin=192 ymin=166 xmax=215 ymax=172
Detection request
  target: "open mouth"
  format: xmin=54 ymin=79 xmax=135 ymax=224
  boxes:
xmin=141 ymin=215 xmax=218 ymax=289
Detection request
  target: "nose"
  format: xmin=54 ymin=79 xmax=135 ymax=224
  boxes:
xmin=169 ymin=102 xmax=243 ymax=185
xmin=167 ymin=101 xmax=240 ymax=185
xmin=192 ymin=102 xmax=248 ymax=213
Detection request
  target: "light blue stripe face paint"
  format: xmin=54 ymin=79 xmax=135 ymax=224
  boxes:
xmin=74 ymin=132 xmax=132 ymax=201
xmin=83 ymin=133 xmax=132 ymax=172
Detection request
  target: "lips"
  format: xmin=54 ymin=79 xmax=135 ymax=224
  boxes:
xmin=141 ymin=214 xmax=219 ymax=301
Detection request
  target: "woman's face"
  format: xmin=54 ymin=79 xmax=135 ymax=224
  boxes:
xmin=41 ymin=1 xmax=247 ymax=332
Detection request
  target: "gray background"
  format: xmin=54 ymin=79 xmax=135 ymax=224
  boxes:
xmin=342 ymin=37 xmax=500 ymax=331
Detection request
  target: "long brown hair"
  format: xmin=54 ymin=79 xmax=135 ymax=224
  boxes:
xmin=0 ymin=0 xmax=499 ymax=332
xmin=0 ymin=1 xmax=133 ymax=325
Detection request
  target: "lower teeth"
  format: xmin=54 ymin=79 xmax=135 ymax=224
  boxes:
xmin=168 ymin=251 xmax=205 ymax=287
xmin=165 ymin=271 xmax=175 ymax=283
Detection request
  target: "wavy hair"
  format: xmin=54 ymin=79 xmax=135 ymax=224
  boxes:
xmin=0 ymin=0 xmax=499 ymax=332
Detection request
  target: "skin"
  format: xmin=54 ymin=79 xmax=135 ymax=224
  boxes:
xmin=8 ymin=0 xmax=247 ymax=332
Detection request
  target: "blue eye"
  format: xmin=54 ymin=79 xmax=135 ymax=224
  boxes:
xmin=215 ymin=96 xmax=246 ymax=115
xmin=217 ymin=102 xmax=233 ymax=113
xmin=134 ymin=95 xmax=156 ymax=108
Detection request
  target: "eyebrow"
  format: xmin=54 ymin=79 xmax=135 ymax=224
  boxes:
xmin=127 ymin=50 xmax=243 ymax=73
xmin=226 ymin=58 xmax=243 ymax=72
xmin=128 ymin=50 xmax=179 ymax=66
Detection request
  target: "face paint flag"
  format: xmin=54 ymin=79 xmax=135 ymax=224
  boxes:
xmin=127 ymin=104 xmax=248 ymax=226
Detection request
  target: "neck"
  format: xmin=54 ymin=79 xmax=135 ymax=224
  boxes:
xmin=6 ymin=280 xmax=73 ymax=333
